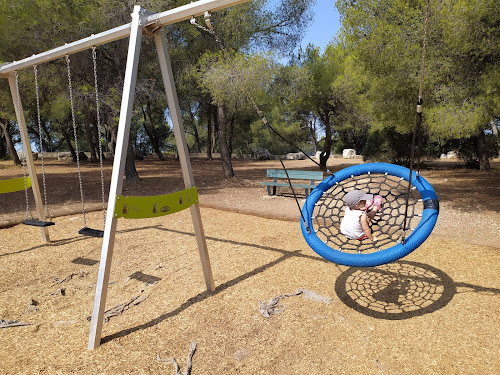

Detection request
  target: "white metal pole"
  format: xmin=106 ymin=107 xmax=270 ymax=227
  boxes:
xmin=7 ymin=73 xmax=50 ymax=243
xmin=88 ymin=5 xmax=146 ymax=350
xmin=154 ymin=32 xmax=215 ymax=292
xmin=0 ymin=24 xmax=131 ymax=76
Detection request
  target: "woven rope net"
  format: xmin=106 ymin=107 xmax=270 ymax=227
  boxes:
xmin=311 ymin=173 xmax=424 ymax=254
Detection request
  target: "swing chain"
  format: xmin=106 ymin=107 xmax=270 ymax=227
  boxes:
xmin=14 ymin=71 xmax=31 ymax=221
xmin=66 ymin=54 xmax=87 ymax=228
xmin=402 ymin=0 xmax=431 ymax=244
xmin=33 ymin=65 xmax=50 ymax=221
xmin=92 ymin=46 xmax=107 ymax=225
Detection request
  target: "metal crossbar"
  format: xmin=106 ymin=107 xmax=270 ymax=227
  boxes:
xmin=0 ymin=0 xmax=251 ymax=76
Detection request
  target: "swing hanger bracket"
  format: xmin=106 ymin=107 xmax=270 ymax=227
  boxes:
xmin=204 ymin=11 xmax=214 ymax=31
xmin=139 ymin=8 xmax=163 ymax=37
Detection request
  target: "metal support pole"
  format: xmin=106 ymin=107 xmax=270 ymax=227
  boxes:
xmin=7 ymin=74 xmax=50 ymax=243
xmin=154 ymin=32 xmax=215 ymax=292
xmin=88 ymin=5 xmax=145 ymax=350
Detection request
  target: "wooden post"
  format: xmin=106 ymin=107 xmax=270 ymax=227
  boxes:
xmin=88 ymin=5 xmax=145 ymax=350
xmin=8 ymin=73 xmax=50 ymax=243
xmin=154 ymin=32 xmax=215 ymax=292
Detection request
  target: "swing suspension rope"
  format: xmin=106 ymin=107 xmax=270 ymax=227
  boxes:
xmin=190 ymin=13 xmax=330 ymax=233
xmin=402 ymin=0 xmax=431 ymax=244
xmin=13 ymin=70 xmax=55 ymax=227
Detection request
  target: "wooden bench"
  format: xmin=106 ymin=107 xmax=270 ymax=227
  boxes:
xmin=260 ymin=169 xmax=324 ymax=197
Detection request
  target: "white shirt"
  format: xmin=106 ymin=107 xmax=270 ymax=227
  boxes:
xmin=340 ymin=207 xmax=365 ymax=239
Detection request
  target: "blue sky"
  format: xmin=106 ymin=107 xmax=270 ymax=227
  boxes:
xmin=269 ymin=0 xmax=341 ymax=52
xmin=299 ymin=0 xmax=341 ymax=52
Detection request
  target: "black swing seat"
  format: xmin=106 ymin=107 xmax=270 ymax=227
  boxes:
xmin=23 ymin=219 xmax=55 ymax=227
xmin=79 ymin=227 xmax=104 ymax=238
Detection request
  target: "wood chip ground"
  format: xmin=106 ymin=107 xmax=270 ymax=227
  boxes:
xmin=0 ymin=157 xmax=499 ymax=374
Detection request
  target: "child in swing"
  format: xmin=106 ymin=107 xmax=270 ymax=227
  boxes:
xmin=340 ymin=189 xmax=383 ymax=241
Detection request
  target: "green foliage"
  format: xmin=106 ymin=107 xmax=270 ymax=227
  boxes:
xmin=197 ymin=51 xmax=277 ymax=111
xmin=362 ymin=125 xmax=439 ymax=165
xmin=1 ymin=0 xmax=497 ymax=173
xmin=362 ymin=126 xmax=412 ymax=164
xmin=249 ymin=106 xmax=312 ymax=155
xmin=426 ymin=100 xmax=490 ymax=139
xmin=441 ymin=133 xmax=499 ymax=168
xmin=336 ymin=0 xmax=500 ymax=168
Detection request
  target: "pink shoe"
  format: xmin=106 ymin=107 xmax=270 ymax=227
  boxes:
xmin=372 ymin=195 xmax=383 ymax=210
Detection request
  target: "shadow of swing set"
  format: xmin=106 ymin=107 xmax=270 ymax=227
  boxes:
xmin=0 ymin=0 xmax=440 ymax=352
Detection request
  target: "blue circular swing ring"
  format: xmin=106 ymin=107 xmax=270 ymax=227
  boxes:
xmin=301 ymin=163 xmax=439 ymax=267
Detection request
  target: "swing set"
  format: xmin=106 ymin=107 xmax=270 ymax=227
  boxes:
xmin=0 ymin=0 xmax=438 ymax=350
xmin=0 ymin=0 xmax=252 ymax=350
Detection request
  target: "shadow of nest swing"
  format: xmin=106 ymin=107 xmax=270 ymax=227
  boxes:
xmin=335 ymin=259 xmax=500 ymax=320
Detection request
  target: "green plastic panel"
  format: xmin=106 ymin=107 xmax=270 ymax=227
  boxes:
xmin=114 ymin=186 xmax=199 ymax=219
xmin=0 ymin=176 xmax=31 ymax=194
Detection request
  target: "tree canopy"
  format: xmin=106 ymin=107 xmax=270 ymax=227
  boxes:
xmin=0 ymin=0 xmax=498 ymax=174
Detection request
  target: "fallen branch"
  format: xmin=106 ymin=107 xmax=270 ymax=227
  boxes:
xmin=157 ymin=342 xmax=197 ymax=375
xmin=0 ymin=319 xmax=36 ymax=328
xmin=259 ymin=288 xmax=332 ymax=318
xmin=86 ymin=293 xmax=148 ymax=322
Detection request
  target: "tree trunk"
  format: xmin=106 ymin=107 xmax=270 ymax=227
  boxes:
xmin=125 ymin=135 xmax=139 ymax=180
xmin=228 ymin=113 xmax=235 ymax=157
xmin=84 ymin=118 xmax=98 ymax=162
xmin=319 ymin=113 xmax=332 ymax=169
xmin=145 ymin=100 xmax=165 ymax=160
xmin=91 ymin=116 xmax=105 ymax=160
xmin=58 ymin=122 xmax=77 ymax=162
xmin=39 ymin=116 xmax=53 ymax=152
xmin=308 ymin=116 xmax=319 ymax=153
xmin=0 ymin=135 xmax=5 ymax=159
xmin=107 ymin=122 xmax=117 ymax=156
xmin=217 ymin=104 xmax=234 ymax=179
xmin=142 ymin=107 xmax=164 ymax=161
xmin=207 ymin=104 xmax=213 ymax=160
xmin=51 ymin=137 xmax=66 ymax=152
xmin=0 ymin=120 xmax=22 ymax=165
xmin=212 ymin=105 xmax=218 ymax=156
xmin=189 ymin=109 xmax=201 ymax=153
xmin=477 ymin=128 xmax=490 ymax=171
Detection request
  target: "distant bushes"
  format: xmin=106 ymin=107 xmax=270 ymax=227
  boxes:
xmin=361 ymin=125 xmax=499 ymax=168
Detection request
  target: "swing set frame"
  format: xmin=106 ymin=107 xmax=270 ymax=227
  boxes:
xmin=0 ymin=0 xmax=252 ymax=350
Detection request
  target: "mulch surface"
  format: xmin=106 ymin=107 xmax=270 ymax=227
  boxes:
xmin=0 ymin=157 xmax=499 ymax=374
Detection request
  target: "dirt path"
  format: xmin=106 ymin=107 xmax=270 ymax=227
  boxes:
xmin=1 ymin=157 xmax=499 ymax=247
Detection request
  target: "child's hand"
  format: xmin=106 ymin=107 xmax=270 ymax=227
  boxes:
xmin=372 ymin=236 xmax=378 ymax=242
